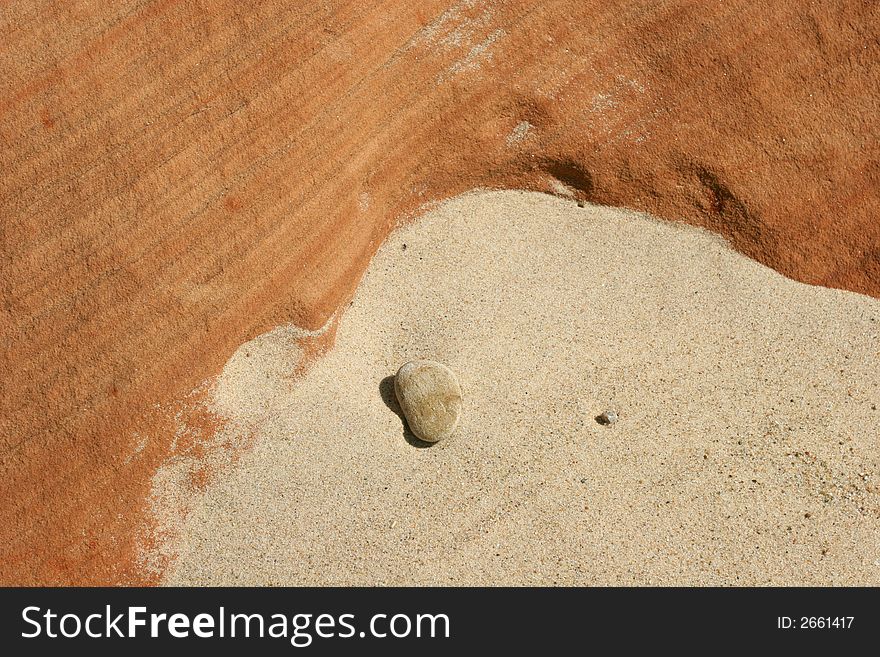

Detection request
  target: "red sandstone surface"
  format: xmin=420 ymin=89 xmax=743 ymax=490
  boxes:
xmin=1 ymin=0 xmax=878 ymax=584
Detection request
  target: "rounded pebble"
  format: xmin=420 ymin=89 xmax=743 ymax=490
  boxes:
xmin=393 ymin=360 xmax=462 ymax=443
xmin=596 ymin=410 xmax=618 ymax=425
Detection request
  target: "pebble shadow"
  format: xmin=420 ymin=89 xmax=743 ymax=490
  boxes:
xmin=379 ymin=375 xmax=434 ymax=448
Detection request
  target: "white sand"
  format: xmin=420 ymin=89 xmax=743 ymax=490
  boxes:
xmin=150 ymin=190 xmax=880 ymax=585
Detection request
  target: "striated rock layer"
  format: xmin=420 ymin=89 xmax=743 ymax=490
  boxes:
xmin=1 ymin=1 xmax=878 ymax=584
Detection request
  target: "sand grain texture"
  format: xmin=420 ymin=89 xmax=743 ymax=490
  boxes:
xmin=153 ymin=191 xmax=880 ymax=586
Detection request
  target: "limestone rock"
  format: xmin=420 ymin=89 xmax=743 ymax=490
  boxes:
xmin=394 ymin=360 xmax=462 ymax=443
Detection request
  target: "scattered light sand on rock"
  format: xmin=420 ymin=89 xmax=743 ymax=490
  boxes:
xmin=152 ymin=190 xmax=880 ymax=586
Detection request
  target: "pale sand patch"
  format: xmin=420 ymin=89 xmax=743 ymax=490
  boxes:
xmin=153 ymin=190 xmax=880 ymax=585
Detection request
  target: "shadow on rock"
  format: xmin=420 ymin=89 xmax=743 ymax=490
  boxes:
xmin=378 ymin=374 xmax=434 ymax=448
